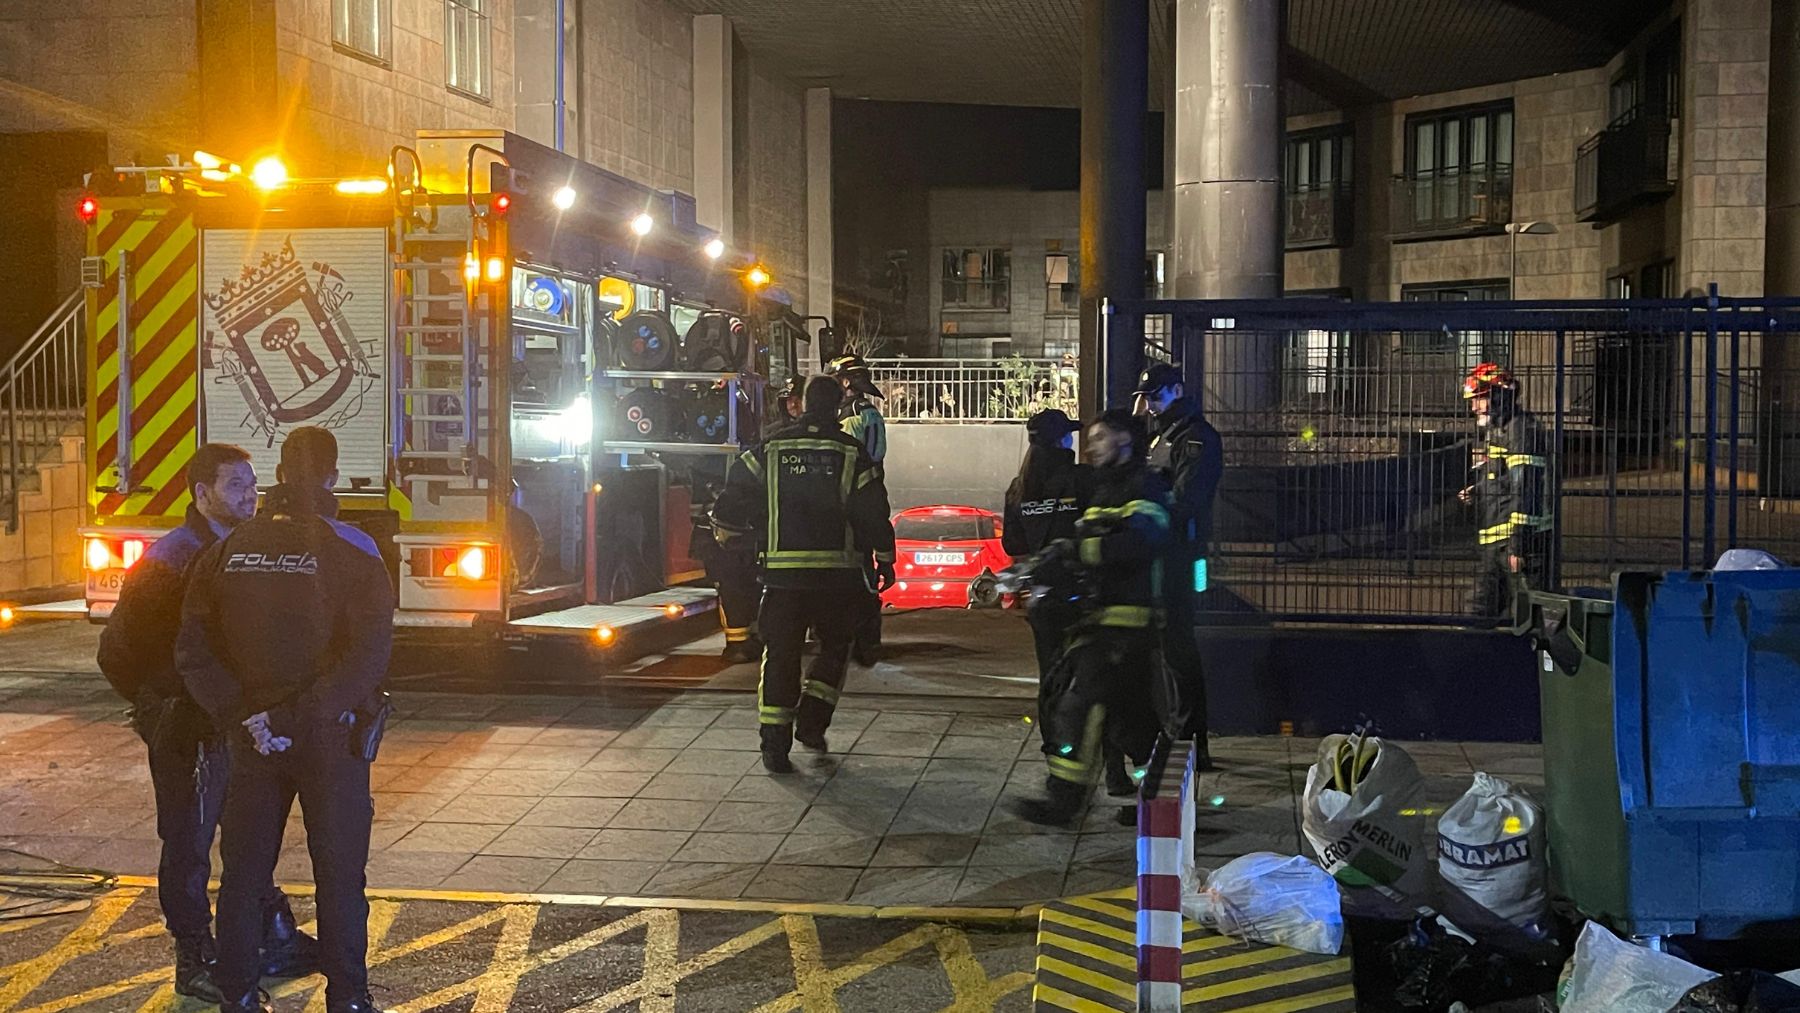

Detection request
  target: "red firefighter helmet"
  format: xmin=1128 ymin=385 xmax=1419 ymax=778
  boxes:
xmin=1462 ymin=362 xmax=1515 ymax=400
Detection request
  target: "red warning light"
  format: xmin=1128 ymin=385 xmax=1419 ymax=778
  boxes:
xmin=77 ymin=196 xmax=98 ymax=223
xmin=492 ymin=193 xmax=512 ymax=214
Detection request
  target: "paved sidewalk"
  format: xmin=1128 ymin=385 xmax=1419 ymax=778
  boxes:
xmin=0 ymin=665 xmax=1544 ymax=910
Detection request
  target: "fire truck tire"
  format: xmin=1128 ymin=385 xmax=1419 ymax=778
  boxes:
xmin=616 ymin=311 xmax=678 ymax=371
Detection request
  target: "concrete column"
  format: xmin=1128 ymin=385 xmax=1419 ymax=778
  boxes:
xmin=1763 ymin=0 xmax=1800 ymax=492
xmin=1170 ymin=0 xmax=1283 ymax=417
xmin=806 ymin=88 xmax=834 ymax=333
xmin=1077 ymin=0 xmax=1149 ymax=417
xmin=1163 ymin=0 xmax=1179 ymax=270
xmin=692 ymin=14 xmax=734 ymax=240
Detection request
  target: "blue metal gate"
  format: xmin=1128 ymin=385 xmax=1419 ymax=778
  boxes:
xmin=1107 ymin=291 xmax=1800 ymax=623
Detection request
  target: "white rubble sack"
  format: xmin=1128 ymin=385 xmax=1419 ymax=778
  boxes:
xmin=1301 ymin=734 xmax=1432 ymax=911
xmin=1436 ymin=772 xmax=1549 ymax=933
xmin=1559 ymin=921 xmax=1717 ymax=1013
xmin=1180 ymin=853 xmax=1344 ymax=956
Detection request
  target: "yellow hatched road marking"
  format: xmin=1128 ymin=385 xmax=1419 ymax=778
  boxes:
xmin=1035 ymin=955 xmax=1133 ymax=1002
xmin=1219 ymin=983 xmax=1358 ymax=1012
xmin=1183 ymin=944 xmax=1305 ymax=977
xmin=1183 ymin=958 xmax=1352 ymax=1004
xmin=1039 ymin=908 xmax=1135 ymax=947
xmin=1038 ymin=930 xmax=1135 ymax=972
xmin=1031 ymin=982 xmax=1120 ymax=1013
xmin=0 ymin=888 xmax=142 ymax=1011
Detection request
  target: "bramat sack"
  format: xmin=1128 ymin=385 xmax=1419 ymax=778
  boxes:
xmin=1436 ymin=773 xmax=1549 ymax=934
xmin=1301 ymin=733 xmax=1431 ymax=908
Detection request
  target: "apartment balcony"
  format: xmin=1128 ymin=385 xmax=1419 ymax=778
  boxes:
xmin=1390 ymin=166 xmax=1513 ymax=242
xmin=1286 ymin=180 xmax=1354 ymax=250
xmin=1575 ymin=108 xmax=1677 ymax=224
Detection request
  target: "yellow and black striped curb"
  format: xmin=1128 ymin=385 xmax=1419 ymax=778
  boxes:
xmin=1032 ymin=889 xmax=1356 ymax=1012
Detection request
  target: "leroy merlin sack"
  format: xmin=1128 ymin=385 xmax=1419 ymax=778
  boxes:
xmin=1301 ymin=733 xmax=1432 ymax=910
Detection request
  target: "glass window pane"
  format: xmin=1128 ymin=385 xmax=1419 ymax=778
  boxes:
xmin=1443 ymin=120 xmax=1462 ymax=171
xmin=1470 ymin=115 xmax=1488 ymax=166
xmin=1342 ymin=134 xmax=1353 ymax=183
xmin=1496 ymin=111 xmax=1514 ymax=165
xmin=1296 ymin=140 xmax=1313 ymax=187
xmin=1318 ymin=138 xmax=1334 ymax=185
xmin=1414 ymin=123 xmax=1436 ymax=174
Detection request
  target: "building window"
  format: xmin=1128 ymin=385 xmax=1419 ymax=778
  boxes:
xmin=1400 ymin=280 xmax=1511 ymax=365
xmin=1395 ymin=102 xmax=1513 ymax=238
xmin=1283 ymin=289 xmax=1353 ymax=399
xmin=1640 ymin=259 xmax=1674 ymax=299
xmin=942 ymin=248 xmax=1010 ymax=311
xmin=1045 ymin=254 xmax=1078 ymax=316
xmin=333 ymin=0 xmax=390 ymax=63
xmin=446 ymin=0 xmax=492 ymax=100
xmin=1145 ymin=252 xmax=1165 ymax=300
xmin=1608 ymin=273 xmax=1634 ymax=300
xmin=1286 ymin=126 xmax=1354 ymax=248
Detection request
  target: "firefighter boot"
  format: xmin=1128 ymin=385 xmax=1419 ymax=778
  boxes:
xmin=794 ymin=692 xmax=833 ymax=752
xmin=260 ymin=894 xmax=321 ymax=978
xmin=721 ymin=635 xmax=764 ymax=665
xmin=174 ymin=935 xmax=224 ymax=1003
xmin=1103 ymin=748 xmax=1135 ymax=798
xmin=1009 ymin=777 xmax=1088 ymax=828
xmin=760 ymin=724 xmax=795 ymax=774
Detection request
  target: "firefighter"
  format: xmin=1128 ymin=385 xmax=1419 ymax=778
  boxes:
xmin=1002 ymin=409 xmax=1088 ymax=740
xmin=1460 ymin=363 xmax=1551 ymax=619
xmin=178 ymin=427 xmax=395 ymax=1013
xmin=773 ymin=374 xmax=805 ymax=425
xmin=1013 ymin=410 xmax=1172 ymax=826
xmin=825 ymin=354 xmax=889 ymax=666
xmin=1134 ymin=362 xmax=1223 ymax=769
xmin=96 ymin=444 xmax=319 ymax=1003
xmin=712 ymin=376 xmax=896 ymax=773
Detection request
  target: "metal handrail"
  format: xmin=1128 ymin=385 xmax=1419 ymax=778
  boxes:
xmin=3 ymin=290 xmax=86 ymax=532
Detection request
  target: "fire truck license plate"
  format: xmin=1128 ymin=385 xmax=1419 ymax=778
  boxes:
xmin=86 ymin=569 xmax=126 ymax=598
xmin=914 ymin=551 xmax=965 ymax=566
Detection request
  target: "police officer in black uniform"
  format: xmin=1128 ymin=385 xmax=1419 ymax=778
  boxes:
xmin=98 ymin=444 xmax=319 ymax=1002
xmin=179 ymin=427 xmax=395 ymax=1013
xmin=1002 ymin=409 xmax=1088 ymax=736
xmin=1135 ymin=362 xmax=1223 ymax=769
xmin=1014 ymin=410 xmax=1172 ymax=826
xmin=712 ymin=376 xmax=896 ymax=772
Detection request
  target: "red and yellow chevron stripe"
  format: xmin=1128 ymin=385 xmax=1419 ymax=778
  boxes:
xmin=87 ymin=206 xmax=200 ymax=520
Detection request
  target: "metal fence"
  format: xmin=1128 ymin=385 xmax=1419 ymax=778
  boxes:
xmin=2 ymin=291 xmax=85 ymax=533
xmin=1110 ymin=293 xmax=1800 ymax=622
xmin=866 ymin=357 xmax=1079 ymax=422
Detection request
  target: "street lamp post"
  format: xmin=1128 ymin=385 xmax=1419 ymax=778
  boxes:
xmin=1506 ymin=221 xmax=1559 ymax=298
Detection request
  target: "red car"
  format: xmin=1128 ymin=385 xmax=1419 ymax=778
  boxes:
xmin=882 ymin=505 xmax=1013 ymax=610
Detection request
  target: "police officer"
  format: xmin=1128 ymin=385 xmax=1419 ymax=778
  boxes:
xmin=97 ymin=444 xmax=318 ymax=1002
xmin=178 ymin=427 xmax=395 ymax=1013
xmin=1002 ymin=409 xmax=1088 ymax=735
xmin=1014 ymin=410 xmax=1171 ymax=826
xmin=825 ymin=354 xmax=888 ymax=666
xmin=712 ymin=376 xmax=896 ymax=772
xmin=1460 ymin=363 xmax=1550 ymax=618
xmin=1134 ymin=362 xmax=1223 ymax=769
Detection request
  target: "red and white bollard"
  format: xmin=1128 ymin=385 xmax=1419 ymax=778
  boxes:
xmin=1135 ymin=736 xmax=1198 ymax=1012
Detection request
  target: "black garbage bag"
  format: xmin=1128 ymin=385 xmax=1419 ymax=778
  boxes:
xmin=1385 ymin=918 xmax=1562 ymax=1012
xmin=1670 ymin=971 xmax=1800 ymax=1013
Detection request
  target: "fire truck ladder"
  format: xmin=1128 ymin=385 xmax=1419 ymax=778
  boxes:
xmin=392 ymin=221 xmax=492 ymax=514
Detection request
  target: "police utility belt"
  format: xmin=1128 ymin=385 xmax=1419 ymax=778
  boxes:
xmin=347 ymin=692 xmax=394 ymax=762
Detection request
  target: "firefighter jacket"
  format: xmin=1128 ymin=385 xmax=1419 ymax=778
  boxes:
xmin=98 ymin=505 xmax=221 ymax=706
xmin=1473 ymin=411 xmax=1551 ymax=556
xmin=1070 ymin=462 xmax=1173 ymax=629
xmin=1003 ymin=447 xmax=1089 ymax=557
xmin=1147 ymin=395 xmax=1224 ymax=557
xmin=178 ymin=483 xmax=394 ymax=732
xmin=840 ymin=395 xmax=887 ymax=464
xmin=711 ymin=415 xmax=897 ymax=590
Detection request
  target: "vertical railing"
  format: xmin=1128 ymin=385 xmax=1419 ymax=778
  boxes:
xmin=2 ymin=291 xmax=87 ymax=533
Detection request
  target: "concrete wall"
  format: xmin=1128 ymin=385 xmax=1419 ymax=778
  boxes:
xmin=736 ymin=64 xmax=808 ymax=312
xmin=579 ymin=0 xmax=694 ymax=193
xmin=276 ymin=0 xmax=518 ymax=175
xmin=926 ymin=189 xmax=1168 ymax=357
xmin=0 ymin=433 xmax=85 ymax=595
xmin=883 ymin=423 xmax=1029 ymax=515
xmin=1679 ymin=0 xmax=1771 ymax=296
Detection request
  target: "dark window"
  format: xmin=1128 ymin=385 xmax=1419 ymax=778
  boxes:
xmin=1045 ymin=254 xmax=1077 ymax=316
xmin=1400 ymin=280 xmax=1512 ymax=362
xmin=942 ymin=248 xmax=1011 ymax=311
xmin=895 ymin=514 xmax=995 ymax=542
xmin=1641 ymin=259 xmax=1675 ymax=298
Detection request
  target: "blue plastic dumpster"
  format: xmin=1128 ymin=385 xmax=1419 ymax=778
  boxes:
xmin=1526 ymin=569 xmax=1800 ymax=939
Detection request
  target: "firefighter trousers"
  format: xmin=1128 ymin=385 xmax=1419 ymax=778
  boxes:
xmin=711 ymin=547 xmax=762 ymax=644
xmin=215 ymin=726 xmax=373 ymax=1005
xmin=1041 ymin=629 xmax=1161 ymax=789
xmin=758 ymin=587 xmax=855 ymax=737
xmin=1473 ymin=538 xmax=1546 ymax=620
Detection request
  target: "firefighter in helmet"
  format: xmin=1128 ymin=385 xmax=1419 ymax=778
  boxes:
xmin=825 ymin=354 xmax=888 ymax=666
xmin=1460 ymin=363 xmax=1551 ymax=618
xmin=711 ymin=376 xmax=896 ymax=772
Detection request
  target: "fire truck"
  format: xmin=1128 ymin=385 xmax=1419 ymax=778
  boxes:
xmin=76 ymin=130 xmax=793 ymax=648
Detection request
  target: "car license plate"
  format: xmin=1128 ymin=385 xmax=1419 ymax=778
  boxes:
xmin=86 ymin=568 xmax=126 ymax=599
xmin=914 ymin=551 xmax=966 ymax=566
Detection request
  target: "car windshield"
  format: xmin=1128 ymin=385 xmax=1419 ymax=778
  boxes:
xmin=895 ymin=514 xmax=995 ymax=542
